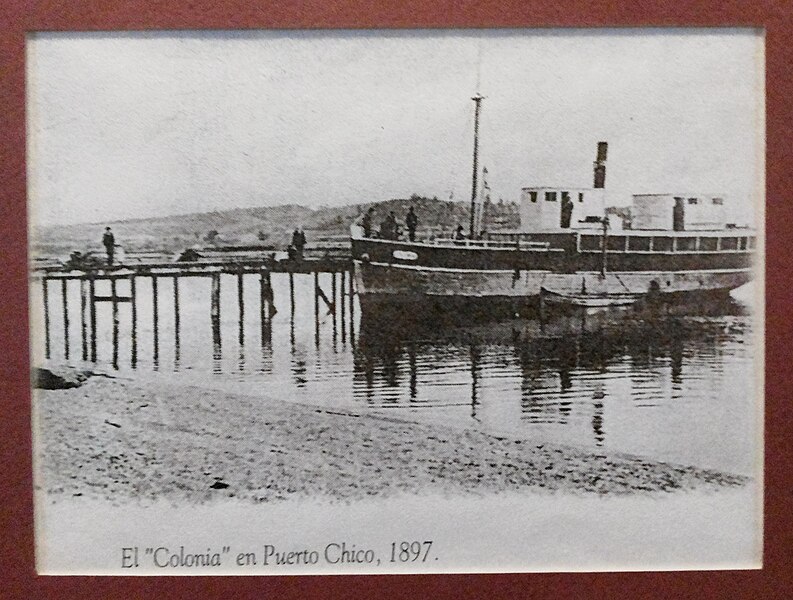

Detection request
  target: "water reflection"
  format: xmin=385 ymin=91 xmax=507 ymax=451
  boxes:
xmin=260 ymin=321 xmax=273 ymax=374
xmin=31 ymin=273 xmax=756 ymax=474
xmin=351 ymin=296 xmax=753 ymax=466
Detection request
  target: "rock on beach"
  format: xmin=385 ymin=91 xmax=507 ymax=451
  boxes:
xmin=32 ymin=366 xmax=93 ymax=390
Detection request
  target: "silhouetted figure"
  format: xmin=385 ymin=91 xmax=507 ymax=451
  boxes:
xmin=406 ymin=206 xmax=418 ymax=242
xmin=362 ymin=207 xmax=374 ymax=237
xmin=388 ymin=212 xmax=400 ymax=240
xmin=177 ymin=248 xmax=202 ymax=262
xmin=380 ymin=212 xmax=400 ymax=240
xmin=560 ymin=194 xmax=574 ymax=229
xmin=102 ymin=227 xmax=115 ymax=266
xmin=454 ymin=224 xmax=465 ymax=241
xmin=379 ymin=216 xmax=391 ymax=240
xmin=292 ymin=228 xmax=306 ymax=259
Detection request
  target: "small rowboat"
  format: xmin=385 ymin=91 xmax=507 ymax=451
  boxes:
xmin=540 ymin=287 xmax=641 ymax=308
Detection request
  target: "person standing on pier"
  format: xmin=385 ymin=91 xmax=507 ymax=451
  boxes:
xmin=102 ymin=227 xmax=115 ymax=266
xmin=406 ymin=206 xmax=418 ymax=242
xmin=292 ymin=227 xmax=307 ymax=260
xmin=298 ymin=228 xmax=307 ymax=256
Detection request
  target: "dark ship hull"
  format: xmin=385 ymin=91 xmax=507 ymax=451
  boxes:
xmin=351 ymin=231 xmax=754 ymax=315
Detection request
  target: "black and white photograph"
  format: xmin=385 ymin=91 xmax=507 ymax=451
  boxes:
xmin=28 ymin=29 xmax=763 ymax=574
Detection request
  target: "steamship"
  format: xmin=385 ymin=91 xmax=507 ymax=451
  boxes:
xmin=351 ymin=97 xmax=755 ymax=313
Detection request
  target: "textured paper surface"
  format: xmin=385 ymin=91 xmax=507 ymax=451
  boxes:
xmin=28 ymin=29 xmax=764 ymax=575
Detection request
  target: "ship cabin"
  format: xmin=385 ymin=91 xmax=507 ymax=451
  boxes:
xmin=483 ymin=185 xmax=607 ymax=252
xmin=486 ymin=188 xmax=755 ymax=257
xmin=518 ymin=186 xmax=606 ymax=232
xmin=631 ymin=193 xmax=727 ymax=232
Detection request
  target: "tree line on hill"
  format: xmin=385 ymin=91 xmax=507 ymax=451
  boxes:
xmin=32 ymin=195 xmax=521 ymax=258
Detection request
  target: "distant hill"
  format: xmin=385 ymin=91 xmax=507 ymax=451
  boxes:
xmin=31 ymin=196 xmax=520 ymax=258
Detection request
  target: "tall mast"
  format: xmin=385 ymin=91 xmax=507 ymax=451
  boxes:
xmin=469 ymin=93 xmax=484 ymax=238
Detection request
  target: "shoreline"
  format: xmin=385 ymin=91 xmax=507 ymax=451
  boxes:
xmin=33 ymin=374 xmax=750 ymax=505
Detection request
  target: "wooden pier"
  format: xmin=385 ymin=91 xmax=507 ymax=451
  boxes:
xmin=34 ymin=253 xmax=355 ymax=368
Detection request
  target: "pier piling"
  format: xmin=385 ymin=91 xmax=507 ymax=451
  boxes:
xmin=340 ymin=270 xmax=346 ymax=343
xmin=238 ymin=271 xmax=245 ymax=345
xmin=80 ymin=279 xmax=88 ymax=361
xmin=111 ymin=277 xmax=119 ymax=369
xmin=210 ymin=273 xmax=221 ymax=351
xmin=61 ymin=279 xmax=69 ymax=360
xmin=349 ymin=266 xmax=355 ymax=343
xmin=35 ymin=260 xmax=355 ymax=368
xmin=89 ymin=275 xmax=96 ymax=362
xmin=130 ymin=275 xmax=137 ymax=367
xmin=264 ymin=270 xmax=274 ymax=319
xmin=173 ymin=276 xmax=180 ymax=366
xmin=152 ymin=276 xmax=160 ymax=368
xmin=314 ymin=271 xmax=320 ymax=347
xmin=331 ymin=271 xmax=338 ymax=345
xmin=259 ymin=269 xmax=274 ymax=344
xmin=289 ymin=271 xmax=295 ymax=316
xmin=331 ymin=271 xmax=337 ymax=314
xmin=43 ymin=278 xmax=51 ymax=360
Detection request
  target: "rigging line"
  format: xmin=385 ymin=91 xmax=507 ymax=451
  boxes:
xmin=614 ymin=272 xmax=632 ymax=293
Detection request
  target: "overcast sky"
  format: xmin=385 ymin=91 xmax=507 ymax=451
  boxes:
xmin=27 ymin=29 xmax=762 ymax=227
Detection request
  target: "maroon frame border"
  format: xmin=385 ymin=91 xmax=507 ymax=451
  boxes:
xmin=2 ymin=2 xmax=791 ymax=598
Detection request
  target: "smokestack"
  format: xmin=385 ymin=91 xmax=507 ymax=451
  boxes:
xmin=593 ymin=141 xmax=608 ymax=189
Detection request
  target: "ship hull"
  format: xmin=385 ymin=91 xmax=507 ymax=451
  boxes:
xmin=352 ymin=235 xmax=754 ymax=312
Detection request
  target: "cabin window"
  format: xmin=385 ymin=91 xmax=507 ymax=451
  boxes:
xmin=545 ymin=191 xmax=557 ymax=202
xmin=607 ymin=236 xmax=626 ymax=251
xmin=627 ymin=236 xmax=651 ymax=251
xmin=578 ymin=192 xmax=584 ymax=202
xmin=676 ymin=237 xmax=697 ymax=251
xmin=738 ymin=237 xmax=747 ymax=250
xmin=699 ymin=237 xmax=718 ymax=251
xmin=721 ymin=237 xmax=739 ymax=250
xmin=712 ymin=197 xmax=724 ymax=205
xmin=652 ymin=236 xmax=673 ymax=252
xmin=687 ymin=197 xmax=698 ymax=205
xmin=529 ymin=191 xmax=538 ymax=203
xmin=580 ymin=235 xmax=601 ymax=251
xmin=748 ymin=236 xmax=756 ymax=249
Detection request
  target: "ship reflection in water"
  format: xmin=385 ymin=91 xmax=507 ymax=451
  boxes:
xmin=352 ymin=294 xmax=756 ymax=476
xmin=32 ymin=275 xmax=757 ymax=476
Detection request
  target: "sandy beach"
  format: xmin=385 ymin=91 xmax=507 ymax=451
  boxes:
xmin=33 ymin=373 xmax=749 ymax=505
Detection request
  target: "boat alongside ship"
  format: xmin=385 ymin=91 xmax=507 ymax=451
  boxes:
xmin=350 ymin=97 xmax=755 ymax=315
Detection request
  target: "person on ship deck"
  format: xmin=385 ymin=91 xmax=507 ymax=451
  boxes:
xmin=379 ymin=212 xmax=401 ymax=240
xmin=361 ymin=207 xmax=374 ymax=237
xmin=406 ymin=206 xmax=418 ymax=241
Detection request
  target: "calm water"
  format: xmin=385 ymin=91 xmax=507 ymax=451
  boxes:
xmin=31 ymin=273 xmax=760 ymax=476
